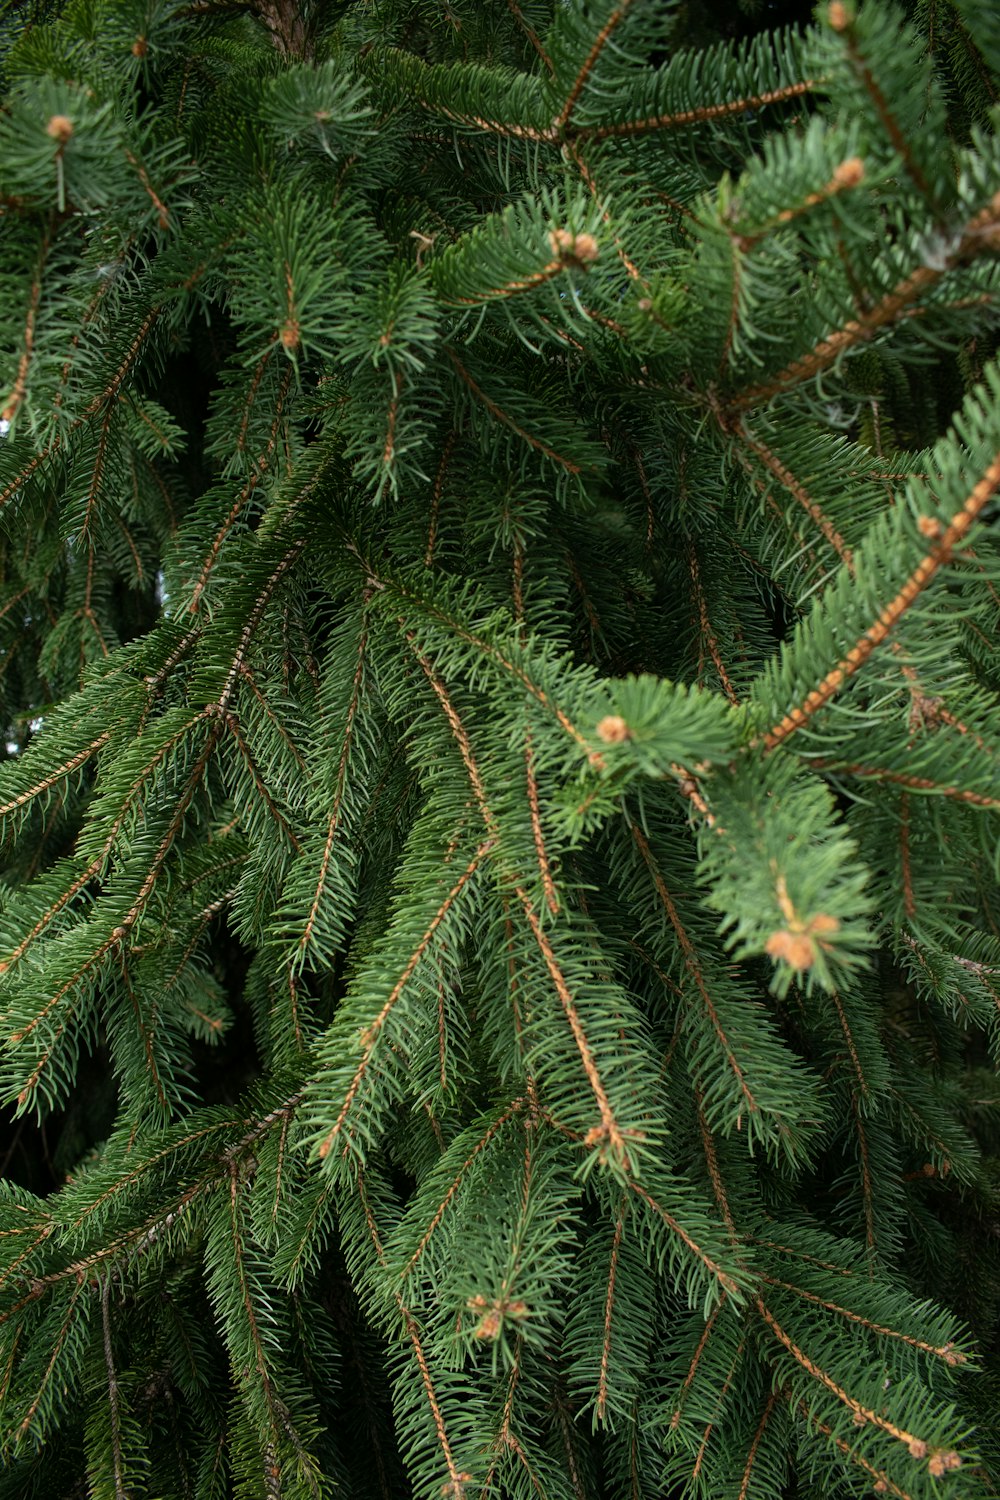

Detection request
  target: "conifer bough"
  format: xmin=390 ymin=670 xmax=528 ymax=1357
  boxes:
xmin=0 ymin=0 xmax=999 ymax=1496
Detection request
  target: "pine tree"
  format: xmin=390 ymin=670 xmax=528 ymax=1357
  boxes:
xmin=0 ymin=0 xmax=999 ymax=1495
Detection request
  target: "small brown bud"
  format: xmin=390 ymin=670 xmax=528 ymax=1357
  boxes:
xmin=765 ymin=930 xmax=815 ymax=971
xmin=852 ymin=1409 xmax=867 ymax=1426
xmin=474 ymin=1310 xmax=501 ymax=1341
xmin=917 ymin=514 xmax=942 ymax=539
xmin=928 ymin=1454 xmax=947 ymax=1478
xmin=570 ymin=232 xmax=599 ymax=263
xmin=827 ymin=1 xmax=849 ymax=30
xmin=46 ymin=115 xmax=74 ymax=144
xmin=832 ymin=156 xmax=865 ymax=189
xmin=808 ymin=913 xmax=840 ymax=938
xmin=596 ymin=714 xmax=630 ymax=744
xmin=280 ymin=321 xmax=300 ymax=351
xmin=549 ymin=227 xmax=599 ymax=264
xmin=908 ymin=1439 xmax=927 ymax=1460
xmin=873 ymin=1483 xmax=888 ymax=1494
xmin=132 ymin=35 xmax=148 ymax=56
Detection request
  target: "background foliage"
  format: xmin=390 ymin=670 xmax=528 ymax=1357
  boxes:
xmin=0 ymin=0 xmax=999 ymax=1496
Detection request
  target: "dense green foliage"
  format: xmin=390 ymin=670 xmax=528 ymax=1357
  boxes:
xmin=0 ymin=0 xmax=999 ymax=1495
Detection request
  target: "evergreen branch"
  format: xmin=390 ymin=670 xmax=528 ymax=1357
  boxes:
xmin=524 ymin=729 xmax=559 ymax=914
xmin=730 ymin=192 xmax=1000 ymax=409
xmin=124 ymin=149 xmax=169 ymax=227
xmin=0 ymin=1223 xmax=55 ymax=1301
xmin=505 ymin=0 xmax=553 ymax=75
xmin=630 ymin=823 xmax=758 ymax=1121
xmin=68 ymin=1119 xmax=237 ymax=1232
xmin=118 ymin=955 xmax=169 ymax=1117
xmin=687 ymin=545 xmax=739 ymax=704
xmin=80 ymin=400 xmax=114 ymax=544
xmin=188 ymin=366 xmax=294 ymax=611
xmin=513 ymin=536 xmax=560 ymax=915
xmin=669 ymin=1295 xmax=728 ymax=1430
xmin=445 ymin=347 xmax=585 ymax=474
xmin=759 ymin=1274 xmax=967 ymax=1366
xmin=815 ymin=762 xmax=1000 ymax=808
xmin=0 ymin=709 xmax=215 ymax=974
xmin=695 ymin=1088 xmax=738 ymax=1242
xmin=0 ymin=441 xmax=63 ymax=512
xmin=295 ymin=613 xmax=367 ymax=965
xmin=381 ymin=580 xmax=604 ymax=767
xmin=120 ymin=729 xmax=221 ymax=935
xmin=553 ymin=1 xmax=637 ymax=133
xmin=224 ymin=715 xmax=301 ymax=850
xmin=763 ymin=446 xmax=1000 ymax=751
xmin=516 ymin=892 xmax=631 ymax=1167
xmin=87 ymin=307 xmax=162 ymax=419
xmin=829 ymin=989 xmax=871 ymax=1100
xmin=357 ymin=1170 xmax=469 ymax=1500
xmin=217 ymin=542 xmax=305 ymax=711
xmin=481 ymin=1336 xmax=529 ymax=1496
xmin=445 ymin=254 xmax=568 ymax=305
xmin=747 ymin=1237 xmax=856 ymax=1279
xmin=0 ymin=733 xmax=108 ymax=822
xmin=737 ymin=1388 xmax=779 ymax=1500
xmin=755 ymin=1297 xmax=947 ymax=1461
xmin=690 ymin=1335 xmax=746 ymax=1484
xmin=798 ymin=1402 xmax=912 ymax=1500
xmin=15 ymin=1278 xmax=87 ymax=1442
xmin=408 ymin=641 xmax=499 ymax=835
xmin=0 ymin=305 xmax=159 ymax=511
xmin=734 ymin=423 xmax=854 ymax=567
xmin=567 ymin=144 xmax=646 ymax=284
xmin=851 ymin=1093 xmax=877 ymax=1264
xmin=238 ymin=665 xmax=307 ymax=770
xmin=237 ymin=349 xmax=276 ymax=457
xmin=425 ymin=430 xmax=456 ymax=568
xmin=99 ymin=1273 xmax=127 ymax=1500
xmin=830 ymin=7 xmax=933 ymax=203
xmin=410 ymin=643 xmax=628 ymax=1161
xmin=629 ymin=1182 xmax=741 ymax=1297
xmin=594 ymin=1201 xmax=625 ymax=1424
xmin=578 ymin=79 xmax=815 ymax=142
xmin=2 ymin=221 xmax=49 ymax=425
xmin=399 ymin=1101 xmax=525 ymax=1280
xmin=316 ymin=841 xmax=494 ymax=1161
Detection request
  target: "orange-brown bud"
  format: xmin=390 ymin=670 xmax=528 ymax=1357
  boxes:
xmin=832 ymin=156 xmax=864 ymax=189
xmin=46 ymin=115 xmax=74 ymax=144
xmin=596 ymin=714 xmax=630 ymax=744
xmin=549 ymin=227 xmax=599 ymax=264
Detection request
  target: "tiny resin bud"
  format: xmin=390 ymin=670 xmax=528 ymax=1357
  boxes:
xmin=550 ymin=228 xmax=599 ymax=264
xmin=46 ymin=114 xmax=74 ymax=143
xmin=832 ymin=157 xmax=865 ymax=189
xmin=765 ymin=930 xmax=816 ymax=971
xmin=827 ymin=1 xmax=849 ymax=29
xmin=596 ymin=714 xmax=630 ymax=743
